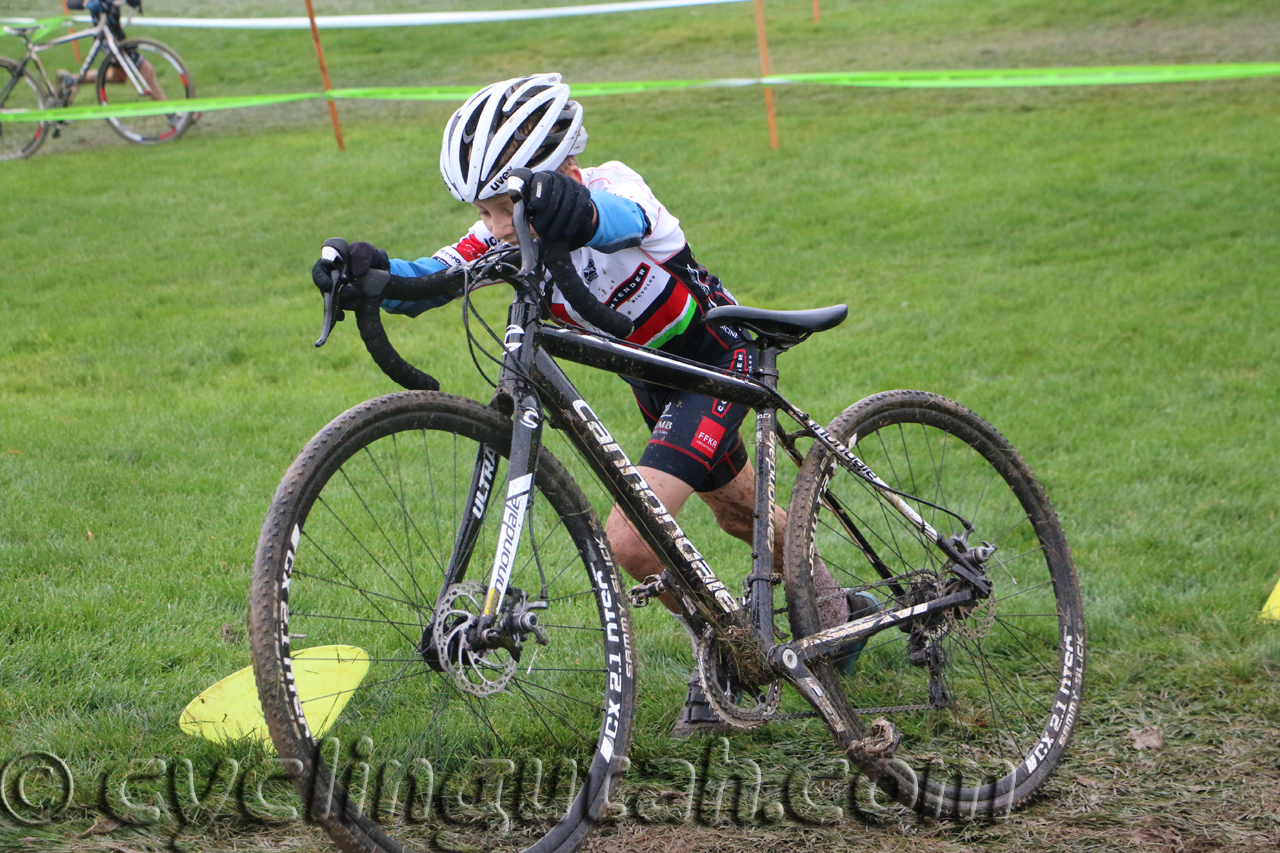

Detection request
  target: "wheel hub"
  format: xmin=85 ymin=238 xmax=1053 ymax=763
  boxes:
xmin=428 ymin=581 xmax=516 ymax=696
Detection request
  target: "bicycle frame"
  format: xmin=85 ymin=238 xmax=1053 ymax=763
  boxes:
xmin=452 ymin=273 xmax=989 ymax=737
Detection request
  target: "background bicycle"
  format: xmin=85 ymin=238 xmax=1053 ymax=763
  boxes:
xmin=0 ymin=0 xmax=194 ymax=160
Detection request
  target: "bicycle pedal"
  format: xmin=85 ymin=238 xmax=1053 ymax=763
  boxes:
xmin=853 ymin=717 xmax=900 ymax=760
xmin=51 ymin=125 xmax=62 ymax=138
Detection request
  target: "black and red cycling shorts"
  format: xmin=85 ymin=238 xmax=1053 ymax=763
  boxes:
xmin=630 ymin=336 xmax=758 ymax=493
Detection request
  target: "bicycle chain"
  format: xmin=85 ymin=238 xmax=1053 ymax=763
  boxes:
xmin=771 ymin=702 xmax=933 ymax=720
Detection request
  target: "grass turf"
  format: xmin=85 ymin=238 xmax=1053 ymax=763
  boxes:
xmin=2 ymin=1 xmax=1279 ymax=851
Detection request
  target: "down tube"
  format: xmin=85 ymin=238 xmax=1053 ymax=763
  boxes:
xmin=532 ymin=349 xmax=743 ymax=628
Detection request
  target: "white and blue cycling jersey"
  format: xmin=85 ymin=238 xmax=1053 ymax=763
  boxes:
xmin=383 ymin=161 xmax=740 ymax=354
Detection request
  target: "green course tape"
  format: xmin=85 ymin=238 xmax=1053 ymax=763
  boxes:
xmin=0 ymin=92 xmax=319 ymax=122
xmin=770 ymin=64 xmax=1280 ymax=88
xmin=2 ymin=64 xmax=1278 ymax=123
xmin=327 ymin=86 xmax=477 ymax=102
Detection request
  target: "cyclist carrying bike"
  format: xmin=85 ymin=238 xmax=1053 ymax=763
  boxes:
xmin=312 ymin=73 xmax=858 ymax=735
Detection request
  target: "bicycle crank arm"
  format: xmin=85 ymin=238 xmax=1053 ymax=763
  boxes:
xmin=770 ymin=650 xmax=902 ymax=764
xmin=777 ymin=588 xmax=973 ymax=668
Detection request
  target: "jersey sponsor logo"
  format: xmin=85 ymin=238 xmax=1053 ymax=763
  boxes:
xmin=686 ymin=263 xmax=711 ymax=297
xmin=692 ymin=416 xmax=726 ymax=458
xmin=606 ymin=263 xmax=650 ymax=309
xmin=583 ymin=258 xmax=599 ymax=285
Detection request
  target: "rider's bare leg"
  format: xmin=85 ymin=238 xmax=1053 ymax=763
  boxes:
xmin=74 ymin=59 xmax=165 ymax=99
xmin=605 ymin=464 xmax=849 ymax=626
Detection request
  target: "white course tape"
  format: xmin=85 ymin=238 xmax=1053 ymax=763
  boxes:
xmin=2 ymin=0 xmax=748 ymax=30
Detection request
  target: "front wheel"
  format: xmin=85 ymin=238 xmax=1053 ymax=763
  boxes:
xmin=250 ymin=392 xmax=636 ymax=853
xmin=784 ymin=390 xmax=1085 ymax=818
xmin=0 ymin=57 xmax=50 ymax=160
xmin=97 ymin=38 xmax=195 ymax=144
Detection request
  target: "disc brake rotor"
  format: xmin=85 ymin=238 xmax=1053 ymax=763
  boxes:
xmin=432 ymin=581 xmax=516 ymax=696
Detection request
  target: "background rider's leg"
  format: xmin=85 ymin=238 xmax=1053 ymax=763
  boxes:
xmin=138 ymin=59 xmax=165 ymax=100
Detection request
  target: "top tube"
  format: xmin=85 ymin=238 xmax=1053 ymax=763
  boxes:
xmin=20 ymin=20 xmax=104 ymax=52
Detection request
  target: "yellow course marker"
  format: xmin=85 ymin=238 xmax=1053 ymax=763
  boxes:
xmin=1261 ymin=578 xmax=1280 ymax=622
xmin=180 ymin=645 xmax=369 ymax=744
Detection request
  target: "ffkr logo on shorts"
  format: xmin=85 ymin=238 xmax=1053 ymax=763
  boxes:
xmin=692 ymin=417 xmax=725 ymax=458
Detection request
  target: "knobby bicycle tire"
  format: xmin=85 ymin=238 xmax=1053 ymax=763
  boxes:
xmin=96 ymin=37 xmax=195 ymax=144
xmin=784 ymin=390 xmax=1085 ymax=818
xmin=0 ymin=57 xmax=49 ymax=160
xmin=250 ymin=392 xmax=637 ymax=853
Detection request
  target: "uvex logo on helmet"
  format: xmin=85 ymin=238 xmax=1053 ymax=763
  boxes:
xmin=440 ymin=73 xmax=589 ymax=203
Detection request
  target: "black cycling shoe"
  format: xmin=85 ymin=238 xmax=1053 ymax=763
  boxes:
xmin=669 ymin=669 xmax=735 ymax=738
xmin=834 ymin=589 xmax=881 ymax=676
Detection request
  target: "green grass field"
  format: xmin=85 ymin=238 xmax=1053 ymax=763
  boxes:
xmin=2 ymin=1 xmax=1280 ymax=851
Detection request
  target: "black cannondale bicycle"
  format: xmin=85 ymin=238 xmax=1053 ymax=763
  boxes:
xmin=249 ymin=170 xmax=1085 ymax=853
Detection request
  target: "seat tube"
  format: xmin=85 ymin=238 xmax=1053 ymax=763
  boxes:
xmin=747 ymin=346 xmax=782 ymax=647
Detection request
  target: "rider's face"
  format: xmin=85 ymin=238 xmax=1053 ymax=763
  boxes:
xmin=471 ymin=163 xmax=584 ymax=245
xmin=473 ymin=192 xmax=518 ymax=245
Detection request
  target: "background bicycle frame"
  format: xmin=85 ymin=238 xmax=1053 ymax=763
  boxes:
xmin=4 ymin=12 xmax=148 ymax=99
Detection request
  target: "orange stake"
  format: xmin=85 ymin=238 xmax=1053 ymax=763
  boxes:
xmin=813 ymin=0 xmax=820 ymax=24
xmin=304 ymin=0 xmax=345 ymax=151
xmin=61 ymin=0 xmax=82 ymax=63
xmin=752 ymin=0 xmax=778 ymax=149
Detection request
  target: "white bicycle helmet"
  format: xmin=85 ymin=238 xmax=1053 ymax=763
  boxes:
xmin=440 ymin=73 xmax=588 ymax=203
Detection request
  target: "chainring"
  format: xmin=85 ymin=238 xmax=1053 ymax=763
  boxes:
xmin=432 ymin=581 xmax=516 ymax=696
xmin=695 ymin=628 xmax=780 ymax=730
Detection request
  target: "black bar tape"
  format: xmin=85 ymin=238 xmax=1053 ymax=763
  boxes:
xmin=543 ymin=244 xmax=634 ymax=339
xmin=354 ymin=300 xmax=441 ymax=392
xmin=379 ymin=268 xmax=467 ymax=302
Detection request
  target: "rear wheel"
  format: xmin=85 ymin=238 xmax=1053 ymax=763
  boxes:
xmin=96 ymin=38 xmax=195 ymax=144
xmin=785 ymin=390 xmax=1085 ymax=818
xmin=250 ymin=392 xmax=636 ymax=853
xmin=0 ymin=58 xmax=49 ymax=160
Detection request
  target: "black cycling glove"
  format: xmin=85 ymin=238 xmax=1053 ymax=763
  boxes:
xmin=348 ymin=241 xmax=389 ymax=278
xmin=312 ymin=240 xmax=388 ymax=307
xmin=526 ymin=170 xmax=598 ymax=250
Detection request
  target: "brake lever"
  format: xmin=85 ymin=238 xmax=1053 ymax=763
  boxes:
xmin=315 ymin=240 xmax=348 ymax=348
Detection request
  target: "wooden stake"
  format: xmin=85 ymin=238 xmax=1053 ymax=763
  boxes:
xmin=814 ymin=0 xmax=820 ymax=24
xmin=304 ymin=0 xmax=345 ymax=151
xmin=61 ymin=0 xmax=82 ymax=63
xmin=752 ymin=0 xmax=778 ymax=149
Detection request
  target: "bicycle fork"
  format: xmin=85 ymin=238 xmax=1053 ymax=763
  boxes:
xmin=429 ymin=293 xmax=547 ymax=654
